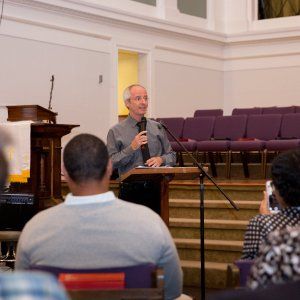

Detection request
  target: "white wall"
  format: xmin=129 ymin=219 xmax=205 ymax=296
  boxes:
xmin=0 ymin=35 xmax=111 ymax=144
xmin=0 ymin=0 xmax=300 ymax=145
xmin=224 ymin=66 xmax=300 ymax=115
xmin=155 ymin=61 xmax=223 ymax=117
xmin=0 ymin=0 xmax=225 ymax=144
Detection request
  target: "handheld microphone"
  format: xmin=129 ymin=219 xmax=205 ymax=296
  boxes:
xmin=139 ymin=117 xmax=147 ymax=150
xmin=140 ymin=117 xmax=147 ymax=132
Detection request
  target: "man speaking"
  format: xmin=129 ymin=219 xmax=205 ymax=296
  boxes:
xmin=107 ymin=84 xmax=176 ymax=214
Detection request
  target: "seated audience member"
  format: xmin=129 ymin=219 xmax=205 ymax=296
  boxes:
xmin=208 ymin=227 xmax=300 ymax=300
xmin=241 ymin=149 xmax=300 ymax=259
xmin=0 ymin=272 xmax=69 ymax=300
xmin=0 ymin=132 xmax=13 ymax=271
xmin=247 ymin=225 xmax=300 ymax=289
xmin=0 ymin=132 xmax=69 ymax=300
xmin=207 ymin=279 xmax=300 ymax=300
xmin=15 ymin=134 xmax=182 ymax=300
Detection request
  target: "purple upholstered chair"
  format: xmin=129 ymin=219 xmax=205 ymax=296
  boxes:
xmin=156 ymin=117 xmax=185 ymax=142
xmin=172 ymin=117 xmax=215 ymax=166
xmin=234 ymin=260 xmax=254 ymax=287
xmin=232 ymin=107 xmax=262 ymax=116
xmin=29 ymin=264 xmax=164 ymax=299
xmin=194 ymin=109 xmax=223 ymax=118
xmin=229 ymin=114 xmax=282 ymax=178
xmin=295 ymin=106 xmax=300 ymax=113
xmin=197 ymin=115 xmax=247 ymax=177
xmin=156 ymin=117 xmax=185 ymax=166
xmin=262 ymin=106 xmax=295 ymax=114
xmin=265 ymin=114 xmax=300 ymax=175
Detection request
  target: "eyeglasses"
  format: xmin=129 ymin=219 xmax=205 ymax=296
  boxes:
xmin=132 ymin=96 xmax=148 ymax=101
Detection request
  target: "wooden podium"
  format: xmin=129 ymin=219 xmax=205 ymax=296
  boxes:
xmin=120 ymin=167 xmax=201 ymax=225
xmin=7 ymin=105 xmax=79 ymax=210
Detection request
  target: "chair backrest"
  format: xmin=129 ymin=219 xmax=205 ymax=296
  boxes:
xmin=30 ymin=264 xmax=164 ymax=300
xmin=182 ymin=117 xmax=215 ymax=141
xmin=213 ymin=115 xmax=247 ymax=141
xmin=262 ymin=106 xmax=295 ymax=114
xmin=246 ymin=114 xmax=282 ymax=140
xmin=295 ymin=106 xmax=300 ymax=113
xmin=194 ymin=109 xmax=223 ymax=118
xmin=232 ymin=107 xmax=262 ymax=116
xmin=156 ymin=117 xmax=185 ymax=141
xmin=280 ymin=113 xmax=300 ymax=139
xmin=234 ymin=260 xmax=254 ymax=287
xmin=30 ymin=264 xmax=159 ymax=289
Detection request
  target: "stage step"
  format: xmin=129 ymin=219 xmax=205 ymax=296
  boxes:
xmin=175 ymin=238 xmax=243 ymax=263
xmin=168 ymin=181 xmax=263 ymax=290
xmin=181 ymin=260 xmax=239 ymax=289
xmin=170 ymin=218 xmax=248 ymax=240
xmin=169 ymin=199 xmax=260 ymax=220
xmin=107 ymin=179 xmax=263 ymax=291
xmin=169 ymin=181 xmax=264 ymax=201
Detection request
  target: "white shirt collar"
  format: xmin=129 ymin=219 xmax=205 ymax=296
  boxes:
xmin=64 ymin=191 xmax=116 ymax=206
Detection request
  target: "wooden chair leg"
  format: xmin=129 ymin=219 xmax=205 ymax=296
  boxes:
xmin=217 ymin=152 xmax=223 ymax=163
xmin=177 ymin=152 xmax=184 ymax=166
xmin=262 ymin=149 xmax=267 ymax=178
xmin=226 ymin=150 xmax=232 ymax=179
xmin=241 ymin=151 xmax=249 ymax=178
xmin=194 ymin=151 xmax=199 ymax=166
xmin=203 ymin=152 xmax=207 ymax=163
xmin=208 ymin=152 xmax=217 ymax=177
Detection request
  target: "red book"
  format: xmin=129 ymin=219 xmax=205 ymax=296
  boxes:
xmin=58 ymin=273 xmax=125 ymax=290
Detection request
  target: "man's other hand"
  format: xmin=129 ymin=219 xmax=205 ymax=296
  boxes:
xmin=146 ymin=157 xmax=163 ymax=167
xmin=131 ymin=131 xmax=148 ymax=150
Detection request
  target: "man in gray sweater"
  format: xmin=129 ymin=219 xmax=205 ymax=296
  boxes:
xmin=15 ymin=133 xmax=182 ymax=300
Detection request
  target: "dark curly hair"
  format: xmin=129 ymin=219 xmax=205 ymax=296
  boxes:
xmin=63 ymin=134 xmax=109 ymax=184
xmin=271 ymin=149 xmax=300 ymax=207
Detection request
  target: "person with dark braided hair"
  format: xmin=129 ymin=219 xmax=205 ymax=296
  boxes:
xmin=241 ymin=149 xmax=300 ymax=260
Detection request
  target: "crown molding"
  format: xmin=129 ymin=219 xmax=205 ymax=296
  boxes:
xmin=5 ymin=0 xmax=225 ymax=44
xmin=5 ymin=0 xmax=300 ymax=46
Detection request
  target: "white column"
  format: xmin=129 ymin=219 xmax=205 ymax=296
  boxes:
xmin=210 ymin=0 xmax=251 ymax=33
xmin=156 ymin=0 xmax=179 ymax=20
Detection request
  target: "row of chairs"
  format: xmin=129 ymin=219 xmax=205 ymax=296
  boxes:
xmin=157 ymin=114 xmax=300 ymax=178
xmin=193 ymin=105 xmax=300 ymax=118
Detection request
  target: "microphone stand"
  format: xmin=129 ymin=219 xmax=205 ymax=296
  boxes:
xmin=48 ymin=75 xmax=54 ymax=111
xmin=159 ymin=122 xmax=239 ymax=300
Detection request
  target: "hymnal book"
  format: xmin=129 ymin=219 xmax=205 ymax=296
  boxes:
xmin=58 ymin=272 xmax=125 ymax=290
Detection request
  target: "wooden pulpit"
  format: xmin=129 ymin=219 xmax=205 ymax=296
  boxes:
xmin=120 ymin=167 xmax=201 ymax=225
xmin=7 ymin=105 xmax=79 ymax=210
xmin=7 ymin=105 xmax=57 ymax=124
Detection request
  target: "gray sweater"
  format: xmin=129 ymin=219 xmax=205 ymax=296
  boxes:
xmin=16 ymin=192 xmax=182 ymax=299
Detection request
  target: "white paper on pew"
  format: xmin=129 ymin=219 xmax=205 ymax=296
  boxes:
xmin=136 ymin=165 xmax=173 ymax=168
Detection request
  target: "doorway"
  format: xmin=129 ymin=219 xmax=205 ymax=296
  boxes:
xmin=118 ymin=49 xmax=148 ymax=122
